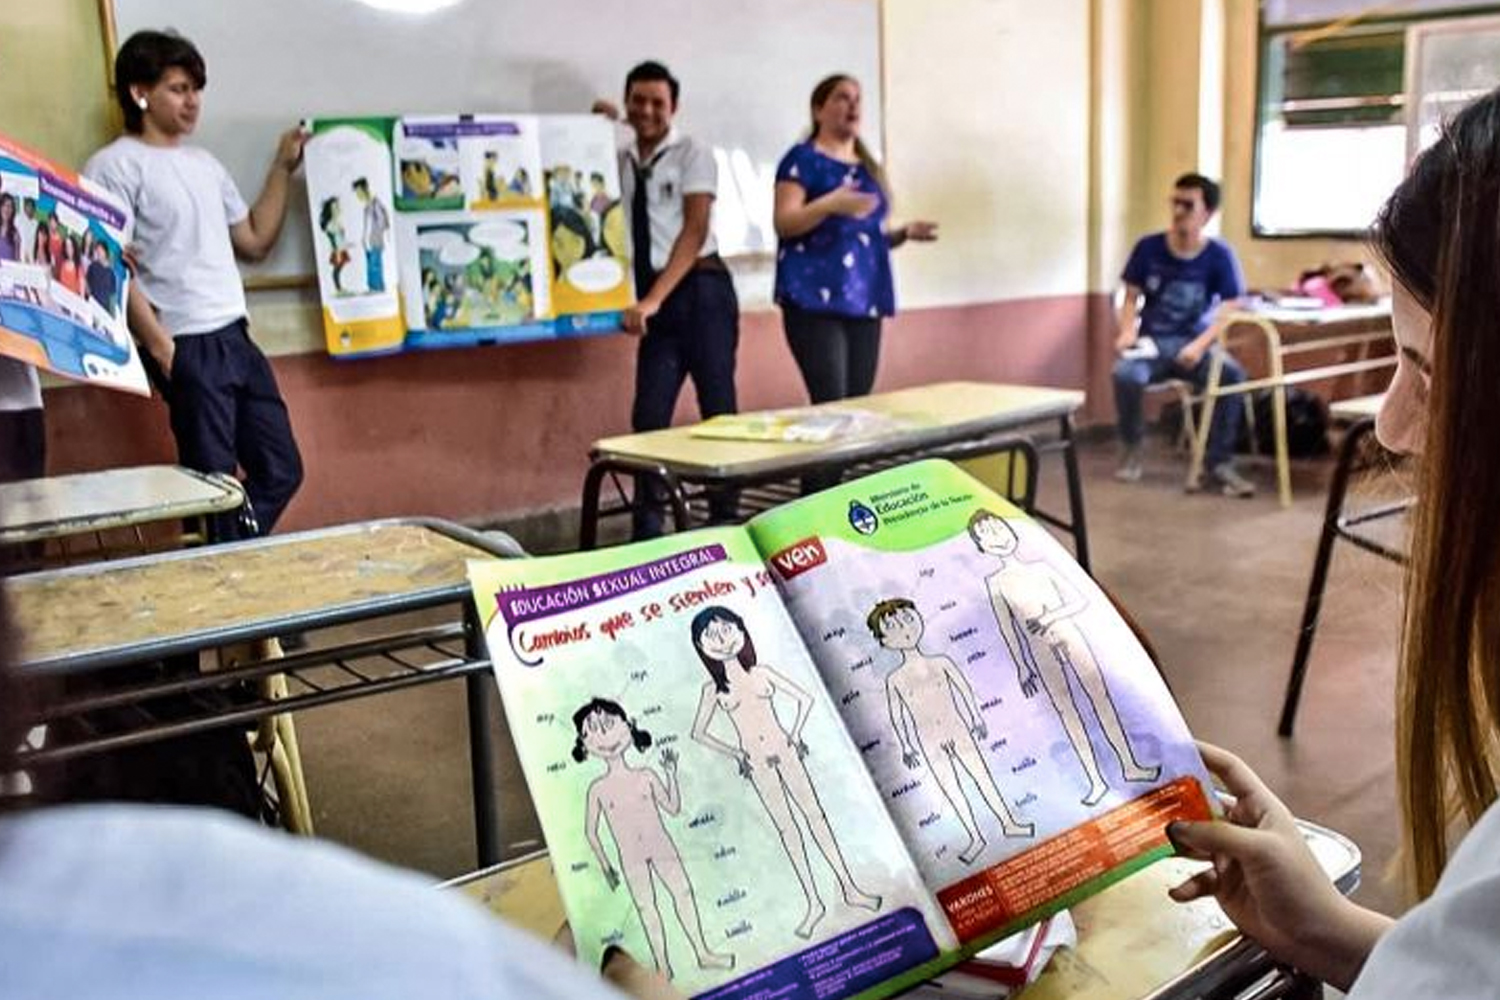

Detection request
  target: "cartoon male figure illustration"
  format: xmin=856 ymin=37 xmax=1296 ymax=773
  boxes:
xmin=869 ymin=598 xmax=1033 ymax=864
xmin=353 ymin=177 xmax=389 ymax=293
xmin=969 ymin=509 xmax=1160 ymax=806
xmin=574 ymin=697 xmax=734 ymax=979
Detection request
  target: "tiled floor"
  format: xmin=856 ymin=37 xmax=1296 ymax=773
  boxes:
xmin=293 ymin=430 xmax=1411 ymax=918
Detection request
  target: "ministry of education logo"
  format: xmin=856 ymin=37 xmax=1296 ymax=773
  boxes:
xmin=848 ymin=500 xmax=879 ymax=536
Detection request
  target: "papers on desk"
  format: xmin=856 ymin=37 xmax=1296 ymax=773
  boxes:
xmin=690 ymin=407 xmax=904 ymax=443
xmin=912 ymin=914 xmax=1077 ymax=998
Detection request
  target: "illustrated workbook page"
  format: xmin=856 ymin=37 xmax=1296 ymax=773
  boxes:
xmin=747 ymin=461 xmax=1216 ymax=946
xmin=469 ymin=528 xmax=955 ymax=1000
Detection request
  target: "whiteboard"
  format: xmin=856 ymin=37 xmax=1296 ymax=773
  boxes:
xmin=111 ymin=0 xmax=882 ymax=281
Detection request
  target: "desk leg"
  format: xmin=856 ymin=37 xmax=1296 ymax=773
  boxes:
xmin=1061 ymin=416 xmax=1092 ymax=574
xmin=1278 ymin=420 xmax=1369 ymax=737
xmin=1188 ymin=353 xmax=1223 ymax=490
xmin=1271 ymin=384 xmax=1293 ymax=509
xmin=464 ymin=601 xmax=502 ymax=867
xmin=579 ymin=462 xmax=608 ymax=551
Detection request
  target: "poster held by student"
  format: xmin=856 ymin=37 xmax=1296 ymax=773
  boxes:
xmin=0 ymin=133 xmax=144 ymax=396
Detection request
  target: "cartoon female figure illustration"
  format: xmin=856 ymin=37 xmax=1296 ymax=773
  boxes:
xmin=574 ymin=698 xmax=734 ymax=979
xmin=689 ymin=606 xmax=881 ymax=938
xmin=969 ymin=510 xmax=1160 ymax=806
xmin=550 ymin=205 xmax=595 ymax=281
xmin=318 ymin=197 xmax=350 ymax=293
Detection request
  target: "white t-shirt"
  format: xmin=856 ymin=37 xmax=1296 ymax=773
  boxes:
xmin=0 ymin=356 xmax=41 ymax=412
xmin=618 ymin=126 xmax=718 ymax=270
xmin=83 ymin=137 xmax=249 ymax=338
xmin=14 ymin=207 xmax=37 ymax=265
xmin=1349 ymin=797 xmax=1500 ymax=997
xmin=0 ymin=804 xmax=625 ymax=1000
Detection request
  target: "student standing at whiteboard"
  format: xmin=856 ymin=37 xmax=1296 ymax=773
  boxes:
xmin=84 ymin=30 xmax=305 ymax=540
xmin=596 ymin=61 xmax=740 ymax=540
xmin=773 ymin=75 xmax=937 ymax=405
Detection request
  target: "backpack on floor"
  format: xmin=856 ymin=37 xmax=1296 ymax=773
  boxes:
xmin=1237 ymin=388 xmax=1331 ymax=457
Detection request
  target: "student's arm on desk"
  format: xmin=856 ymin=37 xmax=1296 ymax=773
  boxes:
xmin=1166 ymin=742 xmax=1393 ymax=991
xmin=231 ymin=127 xmax=306 ymax=263
xmin=625 ymin=192 xmax=712 ymax=335
xmin=1114 ymin=284 xmax=1141 ymax=354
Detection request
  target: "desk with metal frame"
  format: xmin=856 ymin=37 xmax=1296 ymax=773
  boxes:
xmin=444 ymin=820 xmax=1359 ymax=1000
xmin=1278 ymin=395 xmax=1411 ymax=737
xmin=1190 ymin=304 xmax=1394 ymax=508
xmin=582 ymin=382 xmax=1092 ymax=572
xmin=0 ymin=464 xmax=246 ymax=561
xmin=6 ymin=518 xmax=521 ymax=867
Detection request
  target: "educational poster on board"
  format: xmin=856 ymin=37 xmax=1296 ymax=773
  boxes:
xmin=306 ymin=113 xmax=631 ymax=359
xmin=305 ymin=117 xmax=405 ymax=357
xmin=540 ymin=115 xmax=632 ymax=334
xmin=0 ymin=132 xmax=146 ymax=395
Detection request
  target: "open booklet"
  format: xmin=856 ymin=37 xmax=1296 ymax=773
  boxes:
xmin=468 ymin=460 xmax=1217 ymax=1000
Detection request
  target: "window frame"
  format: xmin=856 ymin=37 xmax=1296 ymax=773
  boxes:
xmin=1250 ymin=2 xmax=1500 ymax=240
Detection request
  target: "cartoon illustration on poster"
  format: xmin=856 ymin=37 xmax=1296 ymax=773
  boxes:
xmin=399 ymin=210 xmax=552 ymax=347
xmin=394 ymin=118 xmax=465 ymax=211
xmin=539 ymin=115 xmax=632 ymax=332
xmin=305 ymin=118 xmax=405 ymax=357
xmin=461 ymin=116 xmax=545 ymax=210
xmin=0 ymin=132 xmax=145 ymax=395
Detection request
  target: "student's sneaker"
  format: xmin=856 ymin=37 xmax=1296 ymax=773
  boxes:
xmin=1114 ymin=447 xmax=1144 ymax=483
xmin=1210 ymin=462 xmax=1256 ymax=498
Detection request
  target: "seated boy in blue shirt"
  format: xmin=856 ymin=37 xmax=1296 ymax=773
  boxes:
xmin=1113 ymin=173 xmax=1253 ymax=498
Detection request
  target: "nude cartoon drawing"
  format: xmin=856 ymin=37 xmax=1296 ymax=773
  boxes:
xmin=868 ymin=598 xmax=1034 ymax=864
xmin=688 ymin=606 xmax=882 ymax=938
xmin=968 ymin=509 xmax=1161 ymax=806
xmin=574 ymin=697 xmax=734 ymax=977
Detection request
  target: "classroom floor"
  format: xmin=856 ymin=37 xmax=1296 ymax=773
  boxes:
xmin=292 ymin=429 xmax=1409 ymax=919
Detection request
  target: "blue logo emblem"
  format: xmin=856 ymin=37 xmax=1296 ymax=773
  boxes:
xmin=848 ymin=500 xmax=879 ymax=536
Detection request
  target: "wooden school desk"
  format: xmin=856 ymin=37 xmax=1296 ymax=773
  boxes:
xmin=6 ymin=518 xmax=522 ymax=867
xmin=446 ymin=821 xmax=1360 ymax=1000
xmin=1187 ymin=304 xmax=1394 ymax=507
xmin=0 ymin=465 xmax=245 ymax=559
xmin=582 ymin=382 xmax=1092 ymax=571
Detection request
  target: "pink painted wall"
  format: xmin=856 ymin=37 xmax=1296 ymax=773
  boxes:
xmin=41 ymin=293 xmax=1109 ymax=529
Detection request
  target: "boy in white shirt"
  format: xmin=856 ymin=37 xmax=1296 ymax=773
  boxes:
xmin=85 ymin=30 xmax=304 ymax=539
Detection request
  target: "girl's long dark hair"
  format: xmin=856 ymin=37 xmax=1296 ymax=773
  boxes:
xmin=691 ymin=606 xmax=757 ymax=694
xmin=1372 ymin=87 xmax=1500 ymax=899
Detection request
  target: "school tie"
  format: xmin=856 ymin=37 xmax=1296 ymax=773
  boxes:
xmin=631 ymin=154 xmax=662 ymax=299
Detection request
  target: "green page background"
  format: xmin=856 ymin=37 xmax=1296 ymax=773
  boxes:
xmin=469 ymin=528 xmax=954 ymax=995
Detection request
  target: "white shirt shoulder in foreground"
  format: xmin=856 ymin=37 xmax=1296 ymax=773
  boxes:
xmin=1349 ymin=797 xmax=1500 ymax=997
xmin=0 ymin=804 xmax=623 ymax=1000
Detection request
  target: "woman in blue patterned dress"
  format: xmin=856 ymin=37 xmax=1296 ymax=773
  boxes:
xmin=772 ymin=74 xmax=937 ymax=403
